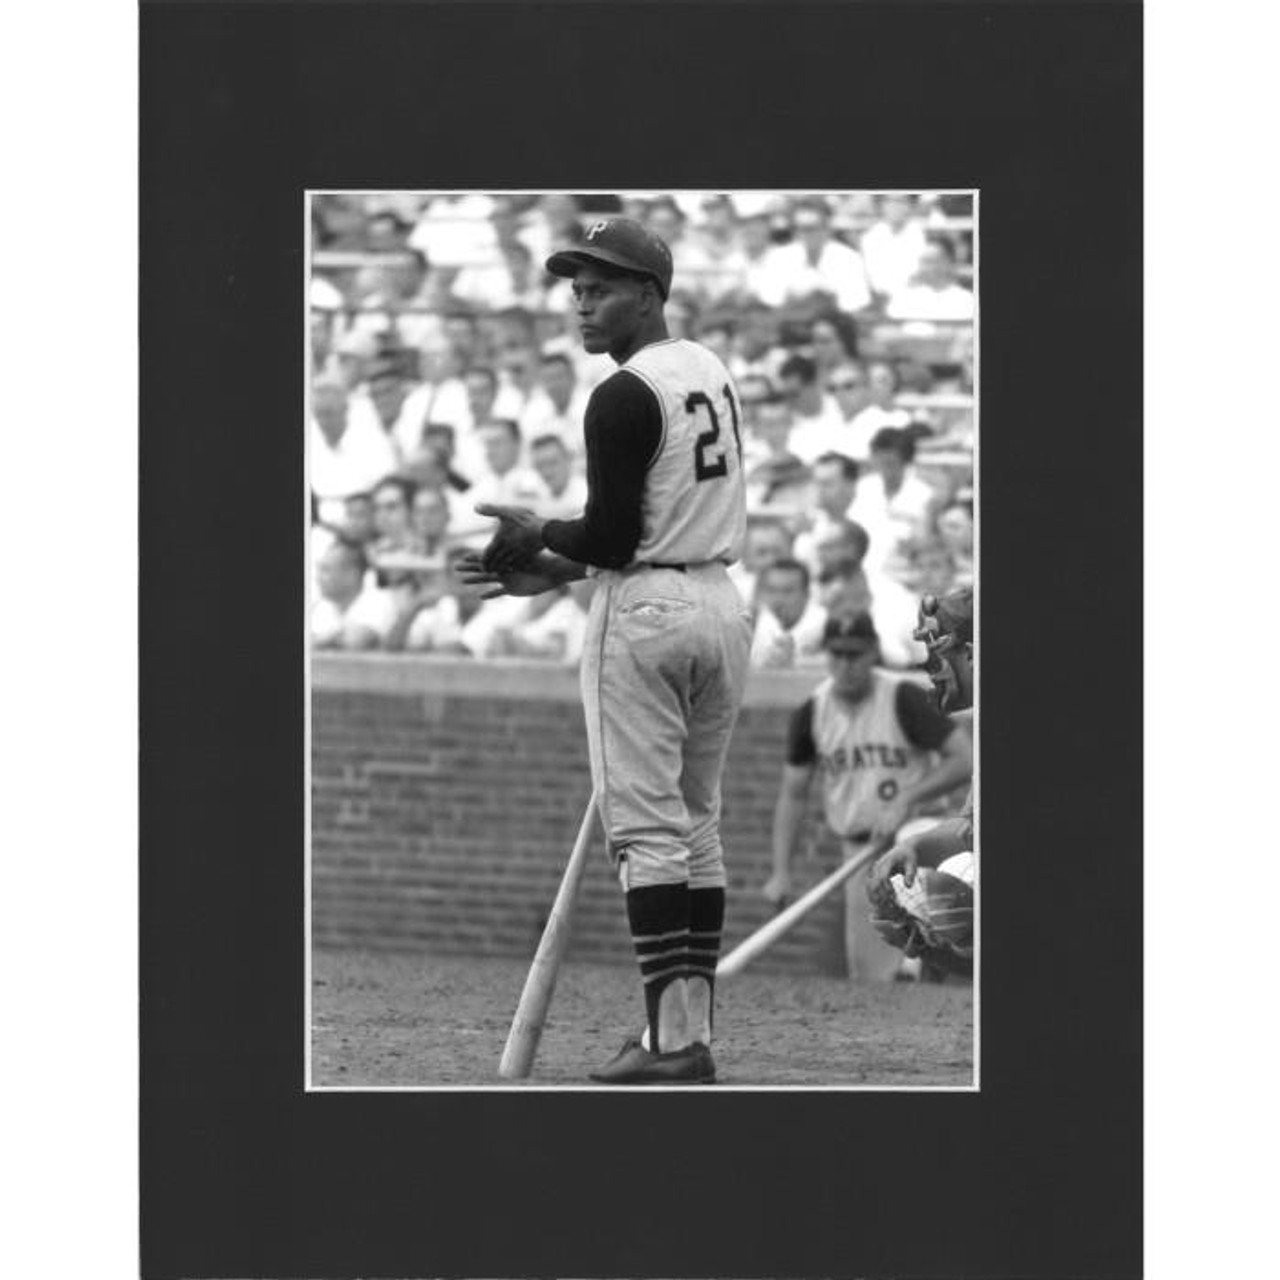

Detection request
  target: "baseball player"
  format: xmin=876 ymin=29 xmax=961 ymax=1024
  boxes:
xmin=459 ymin=216 xmax=751 ymax=1084
xmin=869 ymin=586 xmax=976 ymax=895
xmin=762 ymin=611 xmax=972 ymax=981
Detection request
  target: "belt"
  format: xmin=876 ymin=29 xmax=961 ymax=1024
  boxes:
xmin=636 ymin=559 xmax=730 ymax=573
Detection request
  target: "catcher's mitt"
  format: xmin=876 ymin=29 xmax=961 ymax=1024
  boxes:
xmin=867 ymin=865 xmax=974 ymax=976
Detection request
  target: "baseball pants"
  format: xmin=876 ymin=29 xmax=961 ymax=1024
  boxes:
xmin=580 ymin=563 xmax=752 ymax=892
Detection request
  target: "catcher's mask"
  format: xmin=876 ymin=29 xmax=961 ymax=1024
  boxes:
xmin=915 ymin=590 xmax=972 ymax=712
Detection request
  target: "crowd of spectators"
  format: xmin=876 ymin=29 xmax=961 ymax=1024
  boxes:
xmin=309 ymin=191 xmax=975 ymax=667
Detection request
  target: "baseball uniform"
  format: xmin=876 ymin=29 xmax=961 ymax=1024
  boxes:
xmin=787 ymin=669 xmax=956 ymax=979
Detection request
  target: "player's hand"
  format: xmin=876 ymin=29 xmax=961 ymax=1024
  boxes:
xmin=761 ymin=870 xmax=792 ymax=910
xmin=476 ymin=504 xmax=545 ymax=574
xmin=453 ymin=552 xmax=557 ymax=599
xmin=870 ymin=842 xmax=919 ymax=891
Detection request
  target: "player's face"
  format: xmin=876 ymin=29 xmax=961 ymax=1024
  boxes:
xmin=828 ymin=647 xmax=877 ymax=698
xmin=571 ymin=265 xmax=649 ymax=358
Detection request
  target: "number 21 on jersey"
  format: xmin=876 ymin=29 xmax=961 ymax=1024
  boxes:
xmin=686 ymin=385 xmax=743 ymax=482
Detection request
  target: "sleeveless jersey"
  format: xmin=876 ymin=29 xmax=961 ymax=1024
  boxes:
xmin=810 ymin=670 xmax=938 ymax=838
xmin=620 ymin=339 xmax=747 ymax=567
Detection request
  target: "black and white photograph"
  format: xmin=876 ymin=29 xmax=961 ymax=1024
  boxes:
xmin=129 ymin=3 xmax=1152 ymax=1277
xmin=307 ymin=189 xmax=978 ymax=1089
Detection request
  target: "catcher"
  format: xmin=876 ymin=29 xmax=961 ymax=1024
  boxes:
xmin=867 ymin=586 xmax=975 ymax=976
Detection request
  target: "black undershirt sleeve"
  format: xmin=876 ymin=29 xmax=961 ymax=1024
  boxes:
xmin=785 ymin=698 xmax=818 ymax=767
xmin=895 ymin=681 xmax=957 ymax=752
xmin=541 ymin=371 xmax=663 ymax=569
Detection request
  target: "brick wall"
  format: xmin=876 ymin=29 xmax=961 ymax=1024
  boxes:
xmin=311 ymin=655 xmax=852 ymax=976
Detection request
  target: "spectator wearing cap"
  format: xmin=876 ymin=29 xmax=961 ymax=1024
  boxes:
xmin=311 ymin=537 xmax=398 ymax=651
xmin=310 ymin=379 xmax=399 ymax=526
xmin=762 ymin=610 xmax=973 ymax=981
xmin=887 ymin=235 xmax=974 ymax=322
xmin=778 ymin=353 xmax=847 ymax=465
xmin=850 ymin=426 xmax=942 ymax=577
xmin=749 ymin=558 xmax=828 ymax=670
xmin=860 ymin=194 xmax=930 ymax=302
xmin=812 ymin=518 xmax=926 ymax=670
xmin=528 ymin=434 xmax=588 ymax=522
xmin=752 ymin=197 xmax=873 ymax=315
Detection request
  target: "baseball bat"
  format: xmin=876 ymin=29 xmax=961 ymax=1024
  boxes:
xmin=498 ymin=794 xmax=600 ymax=1079
xmin=716 ymin=836 xmax=892 ymax=978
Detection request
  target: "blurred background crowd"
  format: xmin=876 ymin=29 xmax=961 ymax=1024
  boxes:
xmin=309 ymin=191 xmax=975 ymax=667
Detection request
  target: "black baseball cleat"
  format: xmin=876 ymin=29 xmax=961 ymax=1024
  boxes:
xmin=589 ymin=1037 xmax=717 ymax=1085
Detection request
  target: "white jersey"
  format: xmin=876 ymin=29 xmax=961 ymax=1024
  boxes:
xmin=807 ymin=671 xmax=938 ymax=838
xmin=621 ymin=339 xmax=747 ymax=567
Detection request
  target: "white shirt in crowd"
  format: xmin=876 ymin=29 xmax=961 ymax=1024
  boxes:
xmin=750 ymin=598 xmax=829 ymax=669
xmin=859 ymin=218 xmax=930 ymax=299
xmin=752 ymin=239 xmax=873 ymax=314
xmin=408 ymin=194 xmax=497 ymax=269
xmin=453 ymin=467 xmax=547 ymax=544
xmin=850 ymin=469 xmax=938 ymax=571
xmin=844 ymin=404 xmax=913 ymax=462
xmin=311 ymin=586 xmax=398 ymax=649
xmin=520 ymin=387 xmax=591 ymax=458
xmin=310 ymin=415 xmax=398 ymax=525
xmin=505 ymin=594 xmax=589 ymax=664
xmin=887 ymin=282 xmax=974 ymax=322
xmin=531 ymin=472 xmax=589 ymax=522
xmin=788 ymin=398 xmax=861 ymax=465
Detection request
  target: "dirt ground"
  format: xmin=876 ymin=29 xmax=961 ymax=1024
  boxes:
xmin=310 ymin=950 xmax=974 ymax=1088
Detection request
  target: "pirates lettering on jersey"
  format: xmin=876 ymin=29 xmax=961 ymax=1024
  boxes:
xmin=818 ymin=742 xmax=911 ymax=775
xmin=810 ymin=671 xmax=936 ymax=838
